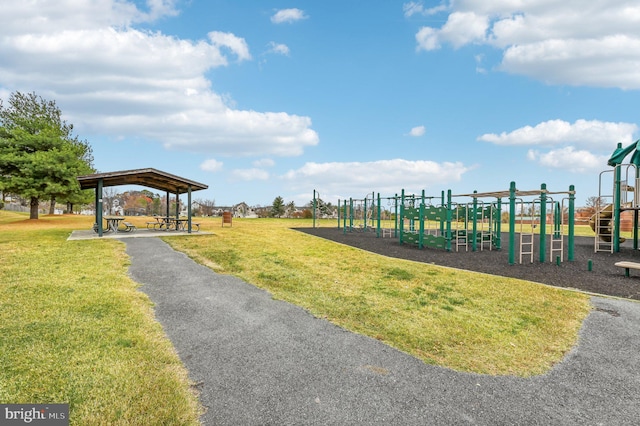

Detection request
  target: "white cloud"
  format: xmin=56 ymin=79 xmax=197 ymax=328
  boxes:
xmin=266 ymin=42 xmax=290 ymax=56
xmin=412 ymin=0 xmax=640 ymax=89
xmin=474 ymin=54 xmax=487 ymax=74
xmin=140 ymin=0 xmax=180 ymax=21
xmin=478 ymin=119 xmax=638 ymax=149
xmin=200 ymin=158 xmax=224 ymax=172
xmin=208 ymin=31 xmax=251 ymax=62
xmin=403 ymin=2 xmax=425 ymax=18
xmin=415 ymin=27 xmax=441 ymax=51
xmin=282 ymin=159 xmax=471 ymax=198
xmin=253 ymin=158 xmax=275 ymax=167
xmin=271 ymin=8 xmax=308 ymax=24
xmin=417 ymin=11 xmax=489 ymax=50
xmin=527 ymin=147 xmax=608 ymax=174
xmin=231 ymin=168 xmax=270 ymax=181
xmin=157 ymin=110 xmax=318 ymax=156
xmin=408 ymin=125 xmax=426 ymax=137
xmin=0 ymin=1 xmax=318 ymax=158
xmin=403 ymin=2 xmax=448 ymax=18
xmin=481 ymin=119 xmax=638 ymax=173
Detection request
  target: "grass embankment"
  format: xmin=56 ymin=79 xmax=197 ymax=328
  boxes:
xmin=0 ymin=211 xmax=201 ymax=425
xmin=168 ymin=218 xmax=592 ymax=377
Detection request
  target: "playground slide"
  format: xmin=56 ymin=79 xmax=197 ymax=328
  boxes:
xmin=589 ymin=204 xmax=626 ymax=243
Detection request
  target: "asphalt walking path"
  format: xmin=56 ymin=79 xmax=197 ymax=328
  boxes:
xmin=124 ymin=237 xmax=640 ymax=425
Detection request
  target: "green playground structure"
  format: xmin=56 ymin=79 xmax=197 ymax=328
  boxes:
xmin=593 ymin=139 xmax=640 ymax=253
xmin=336 ymin=181 xmax=576 ymax=265
xmin=398 ymin=189 xmax=448 ymax=250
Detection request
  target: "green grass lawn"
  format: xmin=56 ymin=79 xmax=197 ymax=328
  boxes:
xmin=0 ymin=211 xmax=201 ymax=425
xmin=0 ymin=211 xmax=594 ymax=424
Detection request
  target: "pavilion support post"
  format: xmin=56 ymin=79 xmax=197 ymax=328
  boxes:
xmin=165 ymin=191 xmax=170 ymax=217
xmin=97 ymin=178 xmax=104 ymax=237
xmin=175 ymin=192 xmax=179 ymax=218
xmin=188 ymin=186 xmax=192 ymax=233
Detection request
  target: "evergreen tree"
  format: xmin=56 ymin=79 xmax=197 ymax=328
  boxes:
xmin=0 ymin=91 xmax=94 ymax=219
xmin=271 ymin=196 xmax=285 ymax=218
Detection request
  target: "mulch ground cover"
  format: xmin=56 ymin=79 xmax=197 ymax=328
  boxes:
xmin=296 ymin=227 xmax=640 ymax=301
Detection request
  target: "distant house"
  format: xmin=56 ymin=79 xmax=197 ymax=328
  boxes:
xmin=233 ymin=202 xmax=258 ymax=218
xmin=179 ymin=201 xmax=203 ymax=217
xmin=124 ymin=207 xmax=146 ymax=216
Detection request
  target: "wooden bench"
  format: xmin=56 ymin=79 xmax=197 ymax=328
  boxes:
xmin=146 ymin=221 xmax=159 ymax=229
xmin=122 ymin=222 xmax=137 ymax=232
xmin=614 ymin=261 xmax=640 ymax=277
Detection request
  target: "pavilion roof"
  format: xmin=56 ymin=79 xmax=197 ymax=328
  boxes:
xmin=78 ymin=168 xmax=208 ymax=194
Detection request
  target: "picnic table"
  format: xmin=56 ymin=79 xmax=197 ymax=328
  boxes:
xmin=147 ymin=216 xmax=189 ymax=231
xmin=171 ymin=218 xmax=189 ymax=231
xmin=104 ymin=216 xmax=124 ymax=233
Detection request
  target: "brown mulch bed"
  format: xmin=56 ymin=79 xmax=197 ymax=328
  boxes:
xmin=295 ymin=227 xmax=640 ymax=301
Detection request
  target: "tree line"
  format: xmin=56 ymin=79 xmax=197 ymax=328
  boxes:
xmin=269 ymin=196 xmax=336 ymax=218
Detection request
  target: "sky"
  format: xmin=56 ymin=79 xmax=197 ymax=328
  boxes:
xmin=1 ymin=0 xmax=639 ymax=208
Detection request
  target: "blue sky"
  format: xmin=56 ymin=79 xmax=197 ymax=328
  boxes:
xmin=2 ymin=1 xmax=639 ymax=207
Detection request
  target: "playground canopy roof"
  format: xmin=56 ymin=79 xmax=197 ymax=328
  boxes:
xmin=77 ymin=168 xmax=208 ymax=194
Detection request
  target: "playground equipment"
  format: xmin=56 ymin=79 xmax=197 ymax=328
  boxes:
xmin=448 ymin=183 xmax=573 ymax=264
xmin=593 ymin=140 xmax=640 ymax=252
xmin=313 ymin=189 xmax=319 ymax=228
xmin=374 ymin=193 xmax=401 ymax=238
xmin=337 ymin=192 xmax=377 ymax=232
xmin=450 ymin=197 xmax=500 ymax=252
xmin=512 ymin=190 xmax=566 ymax=264
xmin=398 ymin=190 xmax=447 ymax=250
xmin=339 ymin=181 xmax=576 ymax=265
xmin=338 ymin=192 xmax=401 ymax=235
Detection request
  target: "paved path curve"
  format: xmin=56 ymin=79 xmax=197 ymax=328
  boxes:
xmin=124 ymin=237 xmax=640 ymax=425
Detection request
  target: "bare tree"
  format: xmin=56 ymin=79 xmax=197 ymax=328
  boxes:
xmin=195 ymin=198 xmax=216 ymax=216
xmin=285 ymin=201 xmax=296 ymax=218
xmin=585 ymin=196 xmax=604 ymax=216
xmin=102 ymin=187 xmax=118 ymax=215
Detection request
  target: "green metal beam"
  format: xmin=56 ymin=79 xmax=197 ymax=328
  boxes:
xmin=97 ymin=178 xmax=103 ymax=237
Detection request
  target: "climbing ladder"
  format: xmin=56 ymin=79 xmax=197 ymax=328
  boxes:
xmin=518 ymin=199 xmax=536 ymax=263
xmin=594 ymin=171 xmax=615 ymax=253
xmin=453 ymin=204 xmax=468 ymax=252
